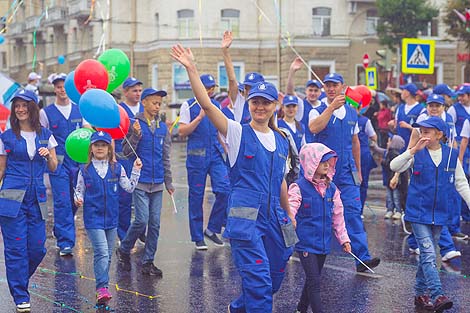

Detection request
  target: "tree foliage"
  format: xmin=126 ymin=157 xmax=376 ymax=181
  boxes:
xmin=443 ymin=0 xmax=470 ymax=49
xmin=376 ymin=0 xmax=439 ymax=51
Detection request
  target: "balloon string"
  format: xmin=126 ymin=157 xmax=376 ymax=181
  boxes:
xmin=119 ymin=125 xmax=138 ymax=159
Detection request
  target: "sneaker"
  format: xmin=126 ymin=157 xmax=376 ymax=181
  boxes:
xmin=356 ymin=257 xmax=380 ymax=272
xmin=433 ymin=295 xmax=453 ymax=311
xmin=96 ymin=287 xmax=112 ymax=305
xmin=384 ymin=211 xmax=393 ymax=219
xmin=141 ymin=262 xmax=163 ymax=277
xmin=204 ymin=230 xmax=225 ymax=246
xmin=414 ymin=295 xmax=433 ymax=310
xmin=392 ymin=211 xmax=402 ymax=220
xmin=16 ymin=302 xmax=31 ymax=313
xmin=451 ymin=232 xmax=469 ymax=240
xmin=409 ymin=247 xmax=420 ymax=255
xmin=59 ymin=247 xmax=73 ymax=257
xmin=195 ymin=240 xmax=208 ymax=250
xmin=116 ymin=248 xmax=131 ymax=271
xmin=442 ymin=250 xmax=461 ymax=262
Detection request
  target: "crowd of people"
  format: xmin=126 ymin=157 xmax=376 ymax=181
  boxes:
xmin=0 ymin=30 xmax=468 ymax=313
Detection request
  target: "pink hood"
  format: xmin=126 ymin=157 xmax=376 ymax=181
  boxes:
xmin=299 ymin=143 xmax=337 ymax=196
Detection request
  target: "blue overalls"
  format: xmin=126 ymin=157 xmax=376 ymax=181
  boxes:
xmin=453 ymin=103 xmax=470 ymax=221
xmin=314 ymin=103 xmax=372 ymax=265
xmin=221 ymin=106 xmax=235 ymax=121
xmin=115 ymin=102 xmax=143 ymax=240
xmin=358 ymin=115 xmax=377 ymax=211
xmin=301 ymin=99 xmax=317 ymax=143
xmin=0 ymin=128 xmax=50 ymax=304
xmin=240 ymin=100 xmax=251 ymax=124
xmin=186 ymin=98 xmax=230 ymax=242
xmin=44 ymin=104 xmax=83 ymax=250
xmin=225 ymin=125 xmax=295 ymax=313
xmin=396 ymin=103 xmax=424 ymax=150
xmin=277 ymin=119 xmax=304 ymax=153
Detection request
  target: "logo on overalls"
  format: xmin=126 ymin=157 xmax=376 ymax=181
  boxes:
xmin=450 ymin=174 xmax=454 ymax=184
xmin=249 ymin=73 xmax=255 ymax=80
xmin=114 ymin=184 xmax=118 ymax=193
xmin=259 ymin=84 xmax=266 ymax=90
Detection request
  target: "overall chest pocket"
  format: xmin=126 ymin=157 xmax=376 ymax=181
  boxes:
xmin=240 ymin=142 xmax=258 ymax=172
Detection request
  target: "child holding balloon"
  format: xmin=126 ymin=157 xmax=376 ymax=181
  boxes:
xmin=74 ymin=131 xmax=141 ymax=306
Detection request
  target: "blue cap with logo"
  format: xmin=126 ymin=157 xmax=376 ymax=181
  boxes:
xmin=412 ymin=116 xmax=447 ymax=133
xmin=283 ymin=95 xmax=298 ymax=106
xmin=320 ymin=151 xmax=337 ymax=163
xmin=399 ymin=83 xmax=418 ymax=96
xmin=306 ymin=79 xmax=322 ymax=88
xmin=243 ymin=72 xmax=265 ymax=87
xmin=323 ymin=73 xmax=344 ymax=84
xmin=433 ymin=84 xmax=456 ymax=98
xmin=122 ymin=77 xmax=143 ymax=89
xmin=247 ymin=82 xmax=278 ymax=102
xmin=426 ymin=94 xmax=445 ymax=105
xmin=456 ymin=85 xmax=470 ymax=95
xmin=200 ymin=74 xmax=218 ymax=88
xmin=90 ymin=131 xmax=112 ymax=144
xmin=51 ymin=73 xmax=67 ymax=85
xmin=11 ymin=89 xmax=39 ymax=105
xmin=141 ymin=88 xmax=167 ymax=101
xmin=238 ymin=82 xmax=244 ymax=92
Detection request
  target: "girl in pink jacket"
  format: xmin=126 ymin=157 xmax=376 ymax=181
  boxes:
xmin=289 ymin=142 xmax=351 ymax=313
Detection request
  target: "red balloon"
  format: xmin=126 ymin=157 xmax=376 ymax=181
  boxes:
xmin=74 ymin=59 xmax=109 ymax=94
xmin=96 ymin=105 xmax=130 ymax=139
xmin=354 ymin=85 xmax=372 ymax=108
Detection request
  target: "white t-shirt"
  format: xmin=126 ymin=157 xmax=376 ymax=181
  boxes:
xmin=233 ymin=93 xmax=246 ymax=123
xmin=460 ymin=119 xmax=470 ymax=139
xmin=309 ymin=99 xmax=359 ymax=134
xmin=0 ymin=131 xmax=58 ymax=160
xmin=224 ymin=119 xmax=276 ymax=167
xmin=295 ymin=97 xmax=321 ymax=122
xmin=40 ymin=103 xmax=90 ymax=128
xmin=363 ymin=119 xmax=376 ymax=137
xmin=395 ymin=102 xmax=425 ymax=121
xmin=448 ymin=104 xmax=470 ymax=124
xmin=121 ymin=103 xmax=140 ymax=117
xmin=283 ymin=120 xmax=297 ymax=134
xmin=178 ymin=100 xmax=200 ymax=125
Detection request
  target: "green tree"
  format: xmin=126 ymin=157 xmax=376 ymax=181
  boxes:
xmin=376 ymin=0 xmax=439 ymax=51
xmin=443 ymin=0 xmax=470 ymax=49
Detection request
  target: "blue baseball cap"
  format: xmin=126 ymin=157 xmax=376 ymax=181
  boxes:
xmin=283 ymin=95 xmax=298 ymax=106
xmin=320 ymin=151 xmax=337 ymax=163
xmin=323 ymin=73 xmax=344 ymax=84
xmin=200 ymin=74 xmax=218 ymax=88
xmin=412 ymin=116 xmax=447 ymax=133
xmin=51 ymin=73 xmax=67 ymax=85
xmin=11 ymin=89 xmax=39 ymax=104
xmin=122 ymin=77 xmax=143 ymax=89
xmin=238 ymin=82 xmax=244 ymax=92
xmin=141 ymin=88 xmax=167 ymax=101
xmin=90 ymin=131 xmax=112 ymax=144
xmin=399 ymin=83 xmax=418 ymax=96
xmin=456 ymin=85 xmax=470 ymax=95
xmin=433 ymin=84 xmax=456 ymax=97
xmin=247 ymin=82 xmax=278 ymax=102
xmin=306 ymin=79 xmax=322 ymax=88
xmin=243 ymin=72 xmax=265 ymax=86
xmin=426 ymin=94 xmax=445 ymax=105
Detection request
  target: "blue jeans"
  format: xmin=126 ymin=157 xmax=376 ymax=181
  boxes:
xmin=86 ymin=228 xmax=117 ymax=289
xmin=120 ymin=189 xmax=163 ymax=264
xmin=386 ymin=187 xmax=402 ymax=213
xmin=411 ymin=223 xmax=443 ymax=299
xmin=297 ymin=252 xmax=327 ymax=313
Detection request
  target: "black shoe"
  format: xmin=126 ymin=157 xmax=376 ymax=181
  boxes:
xmin=138 ymin=233 xmax=147 ymax=243
xmin=195 ymin=240 xmax=208 ymax=250
xmin=116 ymin=248 xmax=131 ymax=271
xmin=356 ymin=257 xmax=380 ymax=272
xmin=204 ymin=230 xmax=225 ymax=246
xmin=433 ymin=295 xmax=453 ymax=312
xmin=141 ymin=262 xmax=163 ymax=277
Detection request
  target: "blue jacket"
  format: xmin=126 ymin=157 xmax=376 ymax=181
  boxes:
xmin=81 ymin=162 xmax=122 ymax=229
xmin=295 ymin=176 xmax=336 ymax=254
xmin=115 ymin=102 xmax=143 ymax=158
xmin=278 ymin=119 xmax=304 ymax=153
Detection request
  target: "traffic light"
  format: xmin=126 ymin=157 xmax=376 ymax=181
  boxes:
xmin=376 ymin=49 xmax=392 ymax=71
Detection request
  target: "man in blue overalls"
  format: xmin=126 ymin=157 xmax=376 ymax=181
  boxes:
xmin=178 ymin=74 xmax=230 ymax=250
xmin=39 ymin=73 xmax=87 ymax=256
xmin=309 ymin=73 xmax=380 ymax=272
xmin=395 ymin=83 xmax=425 ymax=150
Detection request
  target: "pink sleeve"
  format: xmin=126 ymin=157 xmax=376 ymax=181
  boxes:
xmin=331 ymin=188 xmax=350 ymax=245
xmin=288 ymin=183 xmax=302 ymax=217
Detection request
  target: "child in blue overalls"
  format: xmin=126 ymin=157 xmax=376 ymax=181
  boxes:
xmin=0 ymin=89 xmax=58 ymax=313
xmin=390 ymin=116 xmax=470 ymax=312
xmin=74 ymin=131 xmax=141 ymax=306
xmin=172 ymin=44 xmax=297 ymax=313
xmin=289 ymin=143 xmax=351 ymax=313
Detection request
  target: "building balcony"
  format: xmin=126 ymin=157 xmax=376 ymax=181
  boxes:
xmin=68 ymin=0 xmax=92 ymax=19
xmin=44 ymin=7 xmax=68 ymax=26
xmin=7 ymin=22 xmax=25 ymax=38
xmin=25 ymin=15 xmax=40 ymax=32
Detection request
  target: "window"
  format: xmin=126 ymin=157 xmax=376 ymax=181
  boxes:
xmin=312 ymin=7 xmax=331 ymax=37
xmin=155 ymin=13 xmax=160 ymax=40
xmin=152 ymin=64 xmax=158 ymax=89
xmin=366 ymin=9 xmax=379 ymax=36
xmin=177 ymin=9 xmax=194 ymax=38
xmin=1 ymin=51 xmax=7 ymax=69
xmin=48 ymin=34 xmax=54 ymax=58
xmin=218 ymin=62 xmax=244 ymax=91
xmin=421 ymin=17 xmax=438 ymax=37
xmin=72 ymin=27 xmax=78 ymax=52
xmin=173 ymin=63 xmax=193 ymax=102
xmin=221 ymin=9 xmax=240 ymax=37
xmin=308 ymin=60 xmax=334 ymax=82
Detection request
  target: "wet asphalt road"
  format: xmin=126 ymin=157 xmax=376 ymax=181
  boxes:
xmin=0 ymin=142 xmax=470 ymax=313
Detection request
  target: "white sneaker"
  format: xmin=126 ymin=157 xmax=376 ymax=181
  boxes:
xmin=384 ymin=211 xmax=393 ymax=219
xmin=16 ymin=302 xmax=31 ymax=313
xmin=392 ymin=212 xmax=402 ymax=220
xmin=442 ymin=250 xmax=461 ymax=262
xmin=409 ymin=248 xmax=420 ymax=255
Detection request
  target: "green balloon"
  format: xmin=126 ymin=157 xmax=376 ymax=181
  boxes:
xmin=65 ymin=128 xmax=95 ymax=163
xmin=98 ymin=49 xmax=131 ymax=93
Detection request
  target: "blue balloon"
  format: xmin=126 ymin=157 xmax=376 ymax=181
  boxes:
xmin=58 ymin=55 xmax=65 ymax=64
xmin=79 ymin=89 xmax=120 ymax=128
xmin=64 ymin=71 xmax=81 ymax=104
xmin=0 ymin=35 xmax=4 ymax=44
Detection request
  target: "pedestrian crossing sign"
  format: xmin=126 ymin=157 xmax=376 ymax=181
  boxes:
xmin=401 ymin=38 xmax=435 ymax=74
xmin=365 ymin=67 xmax=377 ymax=90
